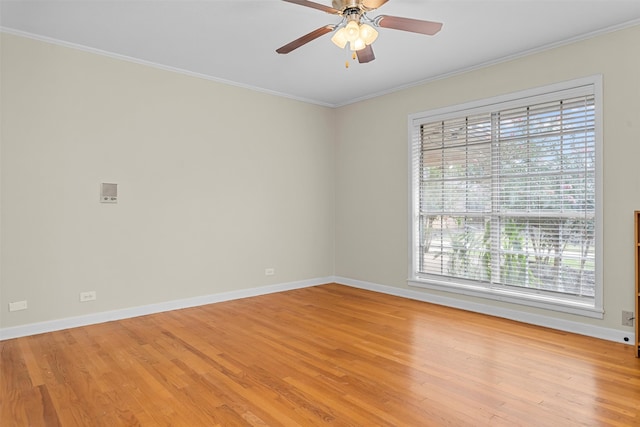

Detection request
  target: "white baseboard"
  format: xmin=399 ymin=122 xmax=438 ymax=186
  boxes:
xmin=0 ymin=277 xmax=330 ymax=341
xmin=333 ymin=276 xmax=634 ymax=345
xmin=2 ymin=276 xmax=632 ymax=345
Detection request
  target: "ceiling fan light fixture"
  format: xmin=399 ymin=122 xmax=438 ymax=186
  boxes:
xmin=359 ymin=23 xmax=378 ymax=45
xmin=331 ymin=27 xmax=349 ymax=48
xmin=276 ymin=0 xmax=443 ymax=64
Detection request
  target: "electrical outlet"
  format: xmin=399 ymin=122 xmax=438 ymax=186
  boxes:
xmin=622 ymin=310 xmax=634 ymax=327
xmin=80 ymin=291 xmax=97 ymax=302
xmin=9 ymin=300 xmax=28 ymax=312
xmin=265 ymin=268 xmax=275 ymax=276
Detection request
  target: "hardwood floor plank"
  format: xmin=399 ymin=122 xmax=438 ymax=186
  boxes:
xmin=2 ymin=284 xmax=639 ymax=426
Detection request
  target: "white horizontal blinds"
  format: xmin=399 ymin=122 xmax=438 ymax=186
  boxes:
xmin=417 ymin=93 xmax=595 ymax=297
xmin=494 ymin=95 xmax=596 ymax=296
xmin=418 ymin=113 xmax=492 ymax=281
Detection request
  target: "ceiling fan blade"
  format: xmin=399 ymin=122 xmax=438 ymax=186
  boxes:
xmin=276 ymin=25 xmax=335 ymax=54
xmin=282 ymin=0 xmax=340 ymax=15
xmin=356 ymin=44 xmax=375 ymax=63
xmin=362 ymin=0 xmax=388 ymax=11
xmin=376 ymin=15 xmax=443 ymax=35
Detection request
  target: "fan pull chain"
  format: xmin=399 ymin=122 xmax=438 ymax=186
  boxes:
xmin=345 ymin=51 xmax=357 ymax=69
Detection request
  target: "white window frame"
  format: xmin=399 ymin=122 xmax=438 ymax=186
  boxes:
xmin=408 ymin=76 xmax=603 ymax=318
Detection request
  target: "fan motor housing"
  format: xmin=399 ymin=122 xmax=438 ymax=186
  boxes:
xmin=332 ymin=0 xmax=363 ymax=12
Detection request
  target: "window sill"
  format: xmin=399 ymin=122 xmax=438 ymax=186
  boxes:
xmin=408 ymin=277 xmax=604 ymax=319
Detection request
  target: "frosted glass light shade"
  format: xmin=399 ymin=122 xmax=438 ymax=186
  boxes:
xmin=359 ymin=24 xmax=378 ymax=45
xmin=331 ymin=28 xmax=348 ymax=48
xmin=350 ymin=38 xmax=366 ymax=51
xmin=345 ymin=20 xmax=360 ymax=42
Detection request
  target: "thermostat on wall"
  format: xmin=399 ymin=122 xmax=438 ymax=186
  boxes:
xmin=100 ymin=183 xmax=117 ymax=203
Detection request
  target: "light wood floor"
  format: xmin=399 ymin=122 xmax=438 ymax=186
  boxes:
xmin=1 ymin=284 xmax=639 ymax=426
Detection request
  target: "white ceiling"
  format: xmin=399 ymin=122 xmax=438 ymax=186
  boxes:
xmin=2 ymin=0 xmax=640 ymax=107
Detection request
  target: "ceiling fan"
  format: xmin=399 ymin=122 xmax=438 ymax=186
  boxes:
xmin=276 ymin=0 xmax=443 ymax=64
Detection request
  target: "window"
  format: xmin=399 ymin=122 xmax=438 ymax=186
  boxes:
xmin=409 ymin=77 xmax=602 ymax=317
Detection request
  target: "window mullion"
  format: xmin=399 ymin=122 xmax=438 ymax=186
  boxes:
xmin=491 ymin=111 xmax=500 ymax=286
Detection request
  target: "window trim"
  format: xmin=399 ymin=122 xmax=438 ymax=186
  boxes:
xmin=407 ymin=76 xmax=604 ymax=318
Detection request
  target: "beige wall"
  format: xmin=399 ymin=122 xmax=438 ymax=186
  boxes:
xmin=335 ymin=25 xmax=640 ymax=332
xmin=2 ymin=25 xmax=639 ymax=336
xmin=0 ymin=34 xmax=335 ymax=328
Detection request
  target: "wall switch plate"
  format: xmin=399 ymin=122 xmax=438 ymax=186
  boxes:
xmin=80 ymin=291 xmax=97 ymax=302
xmin=100 ymin=183 xmax=117 ymax=203
xmin=9 ymin=300 xmax=28 ymax=312
xmin=622 ymin=310 xmax=634 ymax=327
xmin=265 ymin=268 xmax=275 ymax=276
